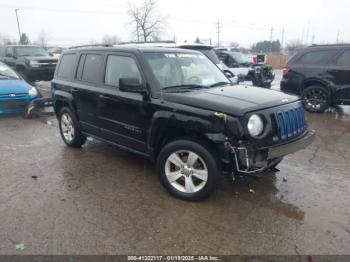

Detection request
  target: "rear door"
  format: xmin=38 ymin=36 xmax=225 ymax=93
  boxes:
xmin=72 ymin=53 xmax=104 ymax=136
xmin=98 ymin=52 xmax=148 ymax=153
xmin=292 ymin=49 xmax=339 ymax=92
xmin=326 ymin=48 xmax=350 ymax=103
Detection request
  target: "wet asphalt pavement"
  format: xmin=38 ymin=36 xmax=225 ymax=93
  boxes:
xmin=0 ymin=82 xmax=350 ymax=255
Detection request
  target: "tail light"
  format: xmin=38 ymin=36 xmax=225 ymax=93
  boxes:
xmin=252 ymin=55 xmax=257 ymax=64
xmin=282 ymin=67 xmax=290 ymax=77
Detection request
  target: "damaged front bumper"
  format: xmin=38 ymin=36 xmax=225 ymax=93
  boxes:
xmin=26 ymin=97 xmax=54 ymax=117
xmin=230 ymin=130 xmax=316 ymax=174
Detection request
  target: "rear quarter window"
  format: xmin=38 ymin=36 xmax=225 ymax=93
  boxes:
xmin=296 ymin=50 xmax=338 ymax=65
xmin=57 ymin=54 xmax=77 ymax=79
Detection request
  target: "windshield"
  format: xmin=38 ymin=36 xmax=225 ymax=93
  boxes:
xmin=144 ymin=52 xmax=230 ymax=91
xmin=0 ymin=63 xmax=19 ymax=80
xmin=15 ymin=47 xmax=49 ymax=57
xmin=229 ymin=52 xmax=251 ymax=64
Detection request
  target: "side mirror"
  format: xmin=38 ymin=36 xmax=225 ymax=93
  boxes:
xmin=223 ymin=70 xmax=234 ymax=78
xmin=119 ymin=78 xmax=144 ymax=93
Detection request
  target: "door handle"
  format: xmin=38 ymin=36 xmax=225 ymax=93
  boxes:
xmin=99 ymin=94 xmax=113 ymax=100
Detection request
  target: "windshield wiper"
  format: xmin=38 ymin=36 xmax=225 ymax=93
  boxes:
xmin=209 ymin=82 xmax=231 ymax=87
xmin=162 ymin=84 xmax=208 ymax=91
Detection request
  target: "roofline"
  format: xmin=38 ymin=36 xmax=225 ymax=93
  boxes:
xmin=309 ymin=43 xmax=350 ymax=47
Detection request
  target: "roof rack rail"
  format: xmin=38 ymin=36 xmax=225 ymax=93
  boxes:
xmin=68 ymin=44 xmax=112 ymax=49
xmin=309 ymin=43 xmax=350 ymax=47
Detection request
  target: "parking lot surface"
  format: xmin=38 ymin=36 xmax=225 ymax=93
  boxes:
xmin=0 ymin=82 xmax=350 ymax=255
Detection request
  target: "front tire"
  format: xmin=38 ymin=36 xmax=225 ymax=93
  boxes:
xmin=58 ymin=107 xmax=86 ymax=148
xmin=157 ymin=139 xmax=220 ymax=201
xmin=302 ymin=85 xmax=330 ymax=113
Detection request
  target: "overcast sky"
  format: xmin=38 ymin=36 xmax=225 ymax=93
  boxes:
xmin=0 ymin=0 xmax=349 ymax=47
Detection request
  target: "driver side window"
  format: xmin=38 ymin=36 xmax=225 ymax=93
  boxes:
xmin=5 ymin=47 xmax=14 ymax=57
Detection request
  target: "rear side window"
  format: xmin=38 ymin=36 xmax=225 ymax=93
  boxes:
xmin=335 ymin=50 xmax=350 ymax=67
xmin=81 ymin=54 xmax=102 ymax=83
xmin=297 ymin=50 xmax=337 ymax=65
xmin=104 ymin=55 xmax=141 ymax=87
xmin=57 ymin=54 xmax=77 ymax=79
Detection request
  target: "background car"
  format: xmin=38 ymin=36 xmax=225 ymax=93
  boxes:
xmin=281 ymin=44 xmax=350 ymax=113
xmin=0 ymin=62 xmax=40 ymax=115
xmin=177 ymin=44 xmax=239 ymax=83
xmin=47 ymin=47 xmax=65 ymax=58
xmin=0 ymin=45 xmax=58 ymax=83
xmin=215 ymin=50 xmax=275 ymax=88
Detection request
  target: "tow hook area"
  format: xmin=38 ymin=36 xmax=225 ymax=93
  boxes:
xmin=226 ymin=143 xmax=267 ymax=176
xmin=25 ymin=98 xmax=54 ymax=118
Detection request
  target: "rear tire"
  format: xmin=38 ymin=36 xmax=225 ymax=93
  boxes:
xmin=58 ymin=107 xmax=86 ymax=148
xmin=157 ymin=139 xmax=220 ymax=201
xmin=302 ymin=85 xmax=330 ymax=113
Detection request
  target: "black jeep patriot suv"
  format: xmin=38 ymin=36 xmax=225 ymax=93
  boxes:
xmin=52 ymin=46 xmax=315 ymax=200
xmin=281 ymin=44 xmax=350 ymax=113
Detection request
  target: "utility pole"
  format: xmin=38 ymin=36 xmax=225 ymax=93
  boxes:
xmin=281 ymin=27 xmax=285 ymax=52
xmin=305 ymin=22 xmax=310 ymax=45
xmin=15 ymin=9 xmax=22 ymax=44
xmin=216 ymin=19 xmax=221 ymax=47
xmin=336 ymin=31 xmax=340 ymax=43
xmin=311 ymin=31 xmax=315 ymax=44
xmin=269 ymin=26 xmax=274 ymax=52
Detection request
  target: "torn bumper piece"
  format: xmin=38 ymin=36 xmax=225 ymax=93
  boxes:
xmin=26 ymin=97 xmax=54 ymax=117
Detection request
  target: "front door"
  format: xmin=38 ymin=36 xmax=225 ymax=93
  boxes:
xmin=326 ymin=49 xmax=350 ymax=104
xmin=98 ymin=53 xmax=149 ymax=153
xmin=4 ymin=47 xmax=16 ymax=68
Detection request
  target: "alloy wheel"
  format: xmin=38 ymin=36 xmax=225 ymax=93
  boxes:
xmin=60 ymin=113 xmax=75 ymax=143
xmin=165 ymin=150 xmax=208 ymax=193
xmin=303 ymin=88 xmax=327 ymax=111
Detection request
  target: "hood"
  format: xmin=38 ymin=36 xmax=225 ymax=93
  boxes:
xmin=0 ymin=79 xmax=31 ymax=95
xmin=163 ymin=85 xmax=299 ymax=116
xmin=23 ymin=56 xmax=58 ymax=62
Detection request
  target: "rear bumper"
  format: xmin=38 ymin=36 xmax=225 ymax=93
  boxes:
xmin=26 ymin=67 xmax=55 ymax=81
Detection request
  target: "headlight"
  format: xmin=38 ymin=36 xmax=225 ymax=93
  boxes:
xmin=29 ymin=61 xmax=40 ymax=67
xmin=28 ymin=86 xmax=38 ymax=97
xmin=247 ymin=114 xmax=264 ymax=137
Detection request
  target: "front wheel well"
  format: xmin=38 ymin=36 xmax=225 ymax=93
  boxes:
xmin=152 ymin=126 xmax=219 ymax=161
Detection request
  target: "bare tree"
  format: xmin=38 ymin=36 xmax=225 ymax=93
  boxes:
xmin=229 ymin=42 xmax=240 ymax=49
xmin=285 ymin=39 xmax=306 ymax=54
xmin=128 ymin=0 xmax=166 ymax=42
xmin=20 ymin=33 xmax=30 ymax=45
xmin=0 ymin=34 xmax=16 ymax=45
xmin=36 ymin=30 xmax=50 ymax=48
xmin=102 ymin=35 xmax=120 ymax=45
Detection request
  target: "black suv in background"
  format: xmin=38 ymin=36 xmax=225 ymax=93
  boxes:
xmin=281 ymin=44 xmax=350 ymax=112
xmin=0 ymin=45 xmax=58 ymax=83
xmin=52 ymin=46 xmax=315 ymax=200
